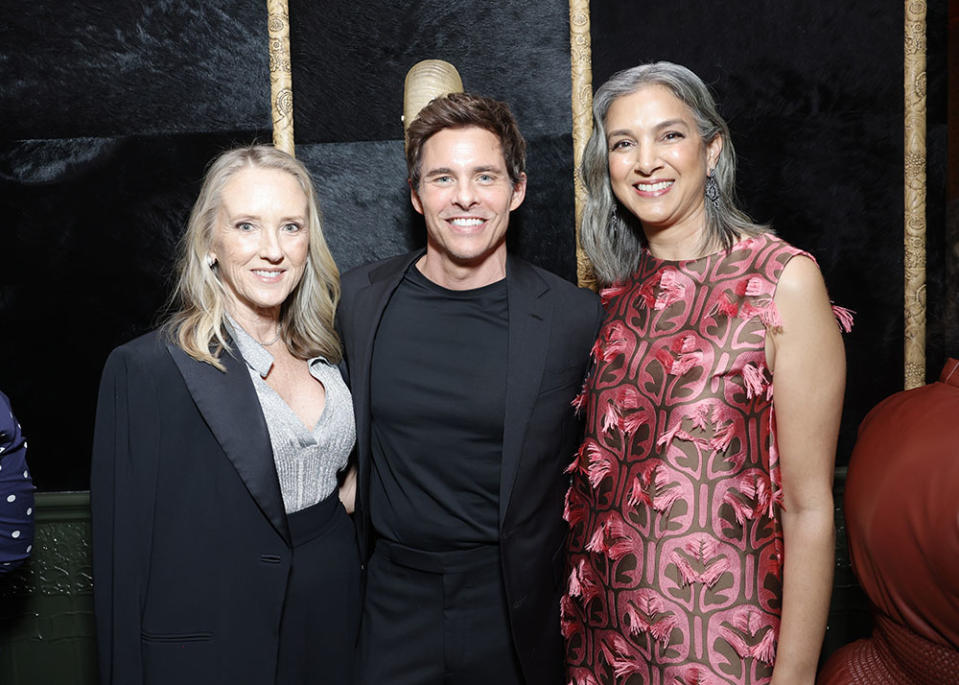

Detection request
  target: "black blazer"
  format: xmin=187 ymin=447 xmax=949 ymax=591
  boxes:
xmin=337 ymin=251 xmax=604 ymax=684
xmin=91 ymin=331 xmax=295 ymax=685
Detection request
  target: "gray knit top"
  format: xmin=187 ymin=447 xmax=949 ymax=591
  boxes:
xmin=228 ymin=318 xmax=355 ymax=514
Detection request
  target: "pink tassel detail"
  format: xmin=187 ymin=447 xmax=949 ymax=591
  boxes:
xmin=741 ymin=363 xmax=766 ymax=399
xmin=623 ymin=601 xmax=650 ymax=636
xmin=601 ymin=400 xmax=619 ymax=434
xmin=713 ymin=291 xmax=740 ymax=318
xmin=567 ymin=668 xmax=601 ymax=685
xmin=638 ymin=281 xmax=658 ymax=308
xmin=586 ymin=516 xmax=634 ymax=560
xmin=626 ymin=462 xmax=660 ymax=508
xmin=671 ymin=351 xmax=702 ymax=376
xmin=709 ymin=420 xmax=735 ymax=453
xmin=591 ymin=320 xmax=629 ymax=362
xmin=723 ymin=492 xmax=753 ymax=525
xmin=569 ymin=385 xmax=587 ymax=414
xmin=649 ymin=613 xmax=679 ymax=646
xmin=564 ymin=440 xmax=590 ymax=474
xmin=832 ymin=304 xmax=855 ymax=332
xmin=654 ymin=268 xmax=685 ymax=310
xmin=654 ymin=346 xmax=675 ymax=370
xmin=600 ymin=282 xmax=629 ymax=307
xmin=563 ymin=488 xmax=586 ymax=526
xmin=699 ymin=556 xmax=731 ymax=587
xmin=620 ymin=407 xmax=649 ymax=435
xmin=735 ymin=276 xmax=767 ymax=297
xmin=587 ymin=452 xmax=613 ymax=489
xmin=567 ymin=568 xmax=582 ymax=599
xmin=720 ymin=625 xmax=751 ymax=660
xmin=559 ymin=595 xmax=582 ymax=640
xmin=754 ymin=628 xmax=778 ymax=664
xmin=610 ymin=636 xmax=643 ymax=678
xmin=657 ymin=423 xmax=693 ymax=453
xmin=653 ymin=483 xmax=680 ymax=515
xmin=568 ymin=559 xmax=601 ymax=603
xmin=674 ymin=536 xmax=729 ymax=587
xmin=758 ymin=304 xmax=783 ymax=332
xmin=691 ymin=404 xmax=712 ymax=431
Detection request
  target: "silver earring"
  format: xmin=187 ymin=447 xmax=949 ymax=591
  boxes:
xmin=705 ymin=174 xmax=720 ymax=205
xmin=206 ymin=255 xmax=217 ymax=268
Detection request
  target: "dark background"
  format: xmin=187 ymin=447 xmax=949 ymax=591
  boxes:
xmin=0 ymin=1 xmax=951 ymax=496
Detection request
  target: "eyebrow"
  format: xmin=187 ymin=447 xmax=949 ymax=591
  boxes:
xmin=424 ymin=165 xmax=502 ymax=177
xmin=607 ymin=119 xmax=691 ymax=138
xmin=226 ymin=212 xmax=307 ymax=223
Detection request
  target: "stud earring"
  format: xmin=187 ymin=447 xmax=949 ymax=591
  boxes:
xmin=206 ymin=255 xmax=217 ymax=268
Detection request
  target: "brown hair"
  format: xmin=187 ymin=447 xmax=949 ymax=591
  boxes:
xmin=405 ymin=92 xmax=526 ymax=189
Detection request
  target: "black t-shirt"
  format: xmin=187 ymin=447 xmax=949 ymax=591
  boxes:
xmin=369 ymin=264 xmax=508 ymax=551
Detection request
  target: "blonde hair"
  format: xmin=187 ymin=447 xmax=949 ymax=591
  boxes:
xmin=164 ymin=145 xmax=342 ymax=369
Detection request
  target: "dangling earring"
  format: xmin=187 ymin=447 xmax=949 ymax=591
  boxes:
xmin=206 ymin=254 xmax=217 ymax=268
xmin=704 ymin=172 xmax=720 ymax=205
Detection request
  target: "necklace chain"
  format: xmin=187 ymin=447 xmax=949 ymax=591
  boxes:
xmin=254 ymin=329 xmax=281 ymax=346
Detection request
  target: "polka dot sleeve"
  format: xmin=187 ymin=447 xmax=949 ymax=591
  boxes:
xmin=0 ymin=391 xmax=35 ymax=573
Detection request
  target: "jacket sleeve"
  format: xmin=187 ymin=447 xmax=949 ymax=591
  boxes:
xmin=91 ymin=348 xmax=158 ymax=685
xmin=0 ymin=391 xmax=34 ymax=573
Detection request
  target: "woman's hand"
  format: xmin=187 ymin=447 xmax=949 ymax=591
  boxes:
xmin=338 ymin=465 xmax=357 ymax=515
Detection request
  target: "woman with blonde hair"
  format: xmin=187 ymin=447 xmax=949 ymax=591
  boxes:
xmin=564 ymin=63 xmax=849 ymax=685
xmin=92 ymin=145 xmax=358 ymax=685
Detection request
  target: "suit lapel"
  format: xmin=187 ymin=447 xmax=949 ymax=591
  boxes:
xmin=499 ymin=258 xmax=550 ymax=525
xmin=166 ymin=342 xmax=290 ymax=543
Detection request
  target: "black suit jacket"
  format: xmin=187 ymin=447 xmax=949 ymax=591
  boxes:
xmin=338 ymin=251 xmax=604 ymax=684
xmin=91 ymin=331 xmax=296 ymax=685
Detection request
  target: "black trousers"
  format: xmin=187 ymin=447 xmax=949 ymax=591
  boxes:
xmin=357 ymin=539 xmax=525 ymax=685
xmin=275 ymin=493 xmax=361 ymax=685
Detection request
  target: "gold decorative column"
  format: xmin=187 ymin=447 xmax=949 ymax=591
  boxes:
xmin=268 ymin=0 xmax=295 ymax=156
xmin=904 ymin=0 xmax=927 ymax=389
xmin=403 ymin=60 xmax=464 ymax=139
xmin=569 ymin=0 xmax=595 ymax=290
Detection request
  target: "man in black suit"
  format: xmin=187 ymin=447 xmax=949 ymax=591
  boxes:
xmin=338 ymin=93 xmax=603 ymax=684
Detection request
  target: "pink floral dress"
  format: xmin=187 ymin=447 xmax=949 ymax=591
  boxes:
xmin=563 ymin=233 xmax=851 ymax=685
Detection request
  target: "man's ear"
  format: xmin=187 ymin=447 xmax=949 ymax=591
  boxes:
xmin=509 ymin=172 xmax=528 ymax=211
xmin=409 ymin=178 xmax=424 ymax=215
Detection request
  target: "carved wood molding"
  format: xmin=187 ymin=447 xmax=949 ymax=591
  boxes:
xmin=268 ymin=0 xmax=295 ymax=156
xmin=569 ymin=0 xmax=596 ymax=290
xmin=904 ymin=0 xmax=927 ymax=389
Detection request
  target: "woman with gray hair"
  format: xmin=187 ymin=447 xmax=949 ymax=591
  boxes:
xmin=92 ymin=145 xmax=359 ymax=684
xmin=563 ymin=63 xmax=849 ymax=684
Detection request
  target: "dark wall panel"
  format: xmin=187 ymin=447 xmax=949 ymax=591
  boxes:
xmin=2 ymin=3 xmax=272 ymax=139
xmin=289 ymin=0 xmax=573 ymax=143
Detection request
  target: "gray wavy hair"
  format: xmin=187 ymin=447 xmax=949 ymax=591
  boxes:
xmin=164 ymin=145 xmax=342 ymax=369
xmin=581 ymin=61 xmax=768 ymax=285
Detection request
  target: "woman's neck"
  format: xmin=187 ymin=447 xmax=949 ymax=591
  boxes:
xmin=228 ymin=305 xmax=282 ymax=347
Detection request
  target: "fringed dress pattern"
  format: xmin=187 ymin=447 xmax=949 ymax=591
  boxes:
xmin=563 ymin=234 xmax=850 ymax=685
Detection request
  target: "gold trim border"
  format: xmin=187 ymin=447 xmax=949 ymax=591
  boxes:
xmin=569 ymin=0 xmax=595 ymax=290
xmin=268 ymin=0 xmax=295 ymax=156
xmin=904 ymin=0 xmax=927 ymax=389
